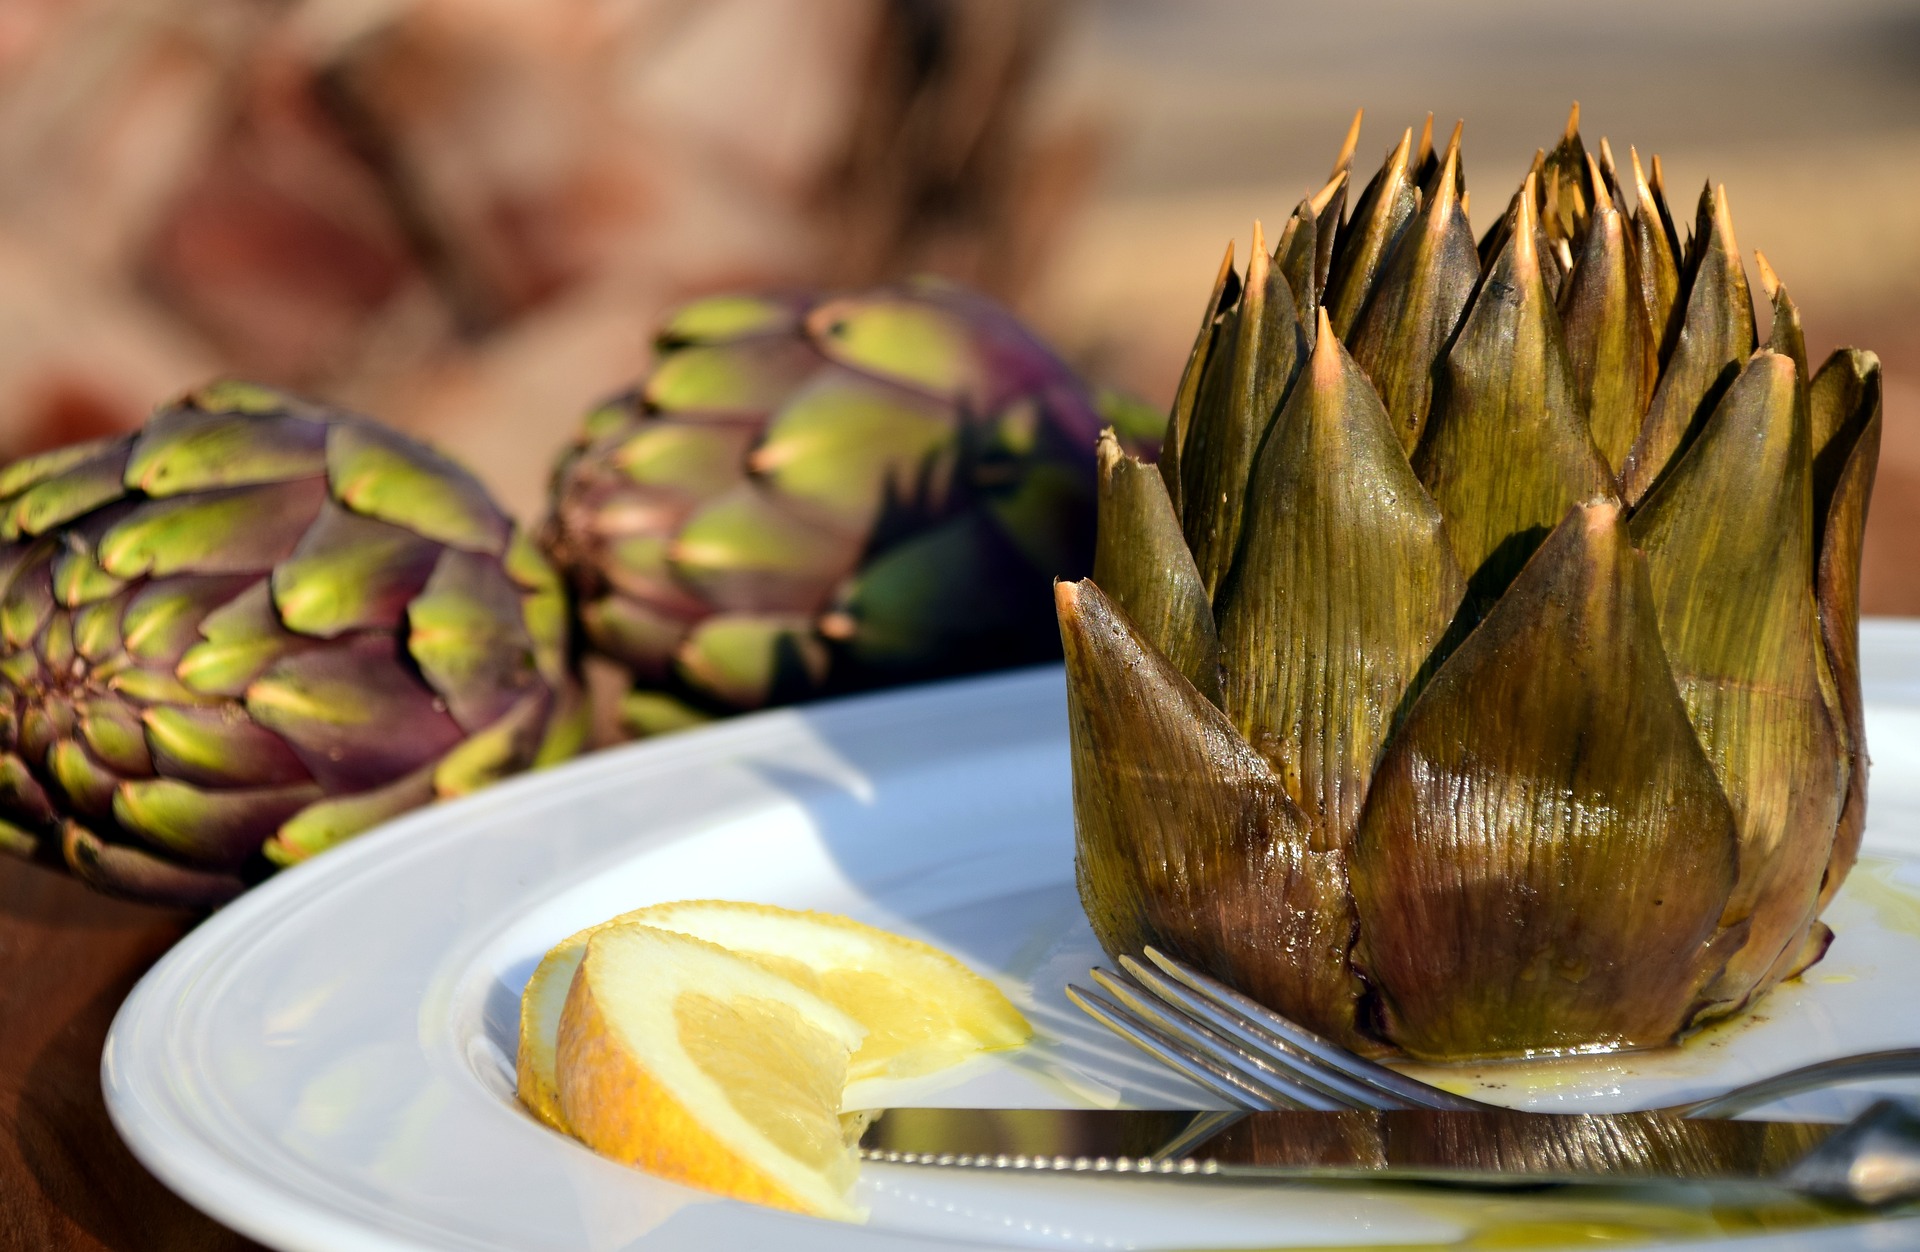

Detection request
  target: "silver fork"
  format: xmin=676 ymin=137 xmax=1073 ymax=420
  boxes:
xmin=1067 ymin=945 xmax=1920 ymax=1119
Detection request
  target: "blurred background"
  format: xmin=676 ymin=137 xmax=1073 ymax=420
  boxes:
xmin=2 ymin=0 xmax=1915 ymax=609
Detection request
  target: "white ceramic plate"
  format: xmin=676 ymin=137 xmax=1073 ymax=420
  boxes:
xmin=105 ymin=622 xmax=1920 ymax=1252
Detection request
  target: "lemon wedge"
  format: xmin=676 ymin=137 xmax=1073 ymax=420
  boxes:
xmin=556 ymin=924 xmax=867 ymax=1220
xmin=517 ymin=900 xmax=1030 ymax=1133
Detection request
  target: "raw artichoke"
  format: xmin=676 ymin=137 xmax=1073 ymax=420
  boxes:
xmin=1062 ymin=109 xmax=1882 ymax=1061
xmin=544 ymin=277 xmax=1103 ymax=737
xmin=0 ymin=382 xmax=584 ymax=907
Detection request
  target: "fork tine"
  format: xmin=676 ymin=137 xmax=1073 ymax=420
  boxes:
xmin=1064 ymin=983 xmax=1275 ymax=1110
xmin=1088 ymin=968 xmax=1348 ymax=1111
xmin=1141 ymin=946 xmax=1490 ymax=1113
xmin=1115 ymin=954 xmax=1402 ymax=1112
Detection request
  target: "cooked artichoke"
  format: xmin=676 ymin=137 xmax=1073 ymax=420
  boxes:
xmin=1061 ymin=109 xmax=1882 ymax=1061
xmin=0 ymin=382 xmax=585 ymax=907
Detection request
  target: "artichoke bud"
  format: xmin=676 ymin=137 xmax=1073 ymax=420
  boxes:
xmin=0 ymin=384 xmax=584 ymax=907
xmin=1064 ymin=110 xmax=1879 ymax=1060
xmin=545 ymin=278 xmax=1102 ymax=739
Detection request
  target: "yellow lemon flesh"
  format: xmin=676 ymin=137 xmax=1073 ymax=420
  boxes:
xmin=555 ymin=924 xmax=866 ymax=1221
xmin=517 ymin=900 xmax=1030 ymax=1133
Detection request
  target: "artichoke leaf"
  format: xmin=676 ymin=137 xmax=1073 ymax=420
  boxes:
xmin=579 ymin=596 xmax=690 ymax=682
xmin=176 ymin=581 xmax=307 ymax=697
xmin=265 ymin=764 xmax=437 ymax=865
xmin=1630 ymin=351 xmax=1843 ymax=1013
xmin=643 ymin=337 xmax=819 ymax=416
xmin=1352 ymin=502 xmax=1739 ymax=1060
xmin=1092 ymin=431 xmax=1219 ymax=704
xmin=1325 ymin=128 xmax=1417 ymax=339
xmin=0 ymin=546 xmax=53 ymax=650
xmin=751 ymin=369 xmax=953 ymax=532
xmin=121 ymin=574 xmax=255 ymax=665
xmin=1809 ymin=353 xmax=1881 ymax=916
xmin=674 ymin=613 xmax=828 ymax=709
xmin=1217 ymin=312 xmax=1464 ymax=852
xmin=611 ymin=421 xmax=755 ymax=499
xmin=1180 ymin=227 xmax=1308 ymax=596
xmin=669 ymin=484 xmax=853 ymax=614
xmin=1558 ymin=157 xmax=1657 ymax=474
xmin=71 ymin=594 xmax=125 ymax=662
xmin=1414 ymin=176 xmax=1615 ymax=595
xmin=1313 ymin=111 xmax=1361 ymax=299
xmin=1348 ymin=131 xmax=1480 ymax=454
xmin=657 ymin=294 xmax=798 ymax=345
xmin=619 ymin=690 xmax=712 ymax=739
xmin=1538 ymin=105 xmax=1591 ymax=248
xmin=327 ymin=422 xmax=511 ymax=556
xmin=270 ymin=504 xmax=443 ymax=639
xmin=1811 ymin=349 xmax=1883 ymax=545
xmin=433 ymin=689 xmax=551 ymax=796
xmin=532 ymin=684 xmax=591 ymax=767
xmin=99 ymin=479 xmax=328 ymax=578
xmin=114 ymin=777 xmax=322 ymax=869
xmin=51 ymin=538 xmax=126 ymax=608
xmin=406 ymin=547 xmax=540 ymax=733
xmin=1272 ymin=199 xmax=1321 ymax=335
xmin=0 ymin=819 xmax=34 ymax=859
xmin=1619 ymin=185 xmax=1756 ymax=504
xmin=1756 ymin=253 xmax=1808 ymax=384
xmin=1158 ymin=242 xmax=1241 ymax=514
xmin=62 ymin=821 xmax=245 ymax=907
xmin=1058 ymin=580 xmax=1368 ymax=1049
xmin=8 ymin=445 xmax=130 ymax=540
xmin=141 ymin=704 xmax=312 ymax=789
xmin=0 ymin=752 xmax=56 ymax=825
xmin=0 ymin=439 xmax=118 ymax=502
xmin=825 ymin=514 xmax=1051 ymax=675
xmin=246 ymin=635 xmax=466 ymax=793
xmin=124 ymin=408 xmax=328 ymax=496
xmin=47 ymin=740 xmax=120 ymax=818
xmin=1628 ymin=147 xmax=1682 ymax=353
xmin=805 ymin=293 xmax=979 ymax=403
xmin=77 ymin=697 xmax=153 ymax=775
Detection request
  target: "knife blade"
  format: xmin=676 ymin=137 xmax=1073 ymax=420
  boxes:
xmin=856 ymin=1103 xmax=1920 ymax=1205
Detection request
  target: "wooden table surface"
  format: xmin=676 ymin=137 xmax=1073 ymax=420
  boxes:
xmin=0 ymin=856 xmax=263 ymax=1251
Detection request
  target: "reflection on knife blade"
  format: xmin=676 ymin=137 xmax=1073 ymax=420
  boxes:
xmin=858 ymin=1103 xmax=1920 ymax=1206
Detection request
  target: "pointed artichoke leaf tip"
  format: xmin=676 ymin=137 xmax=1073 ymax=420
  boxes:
xmin=1754 ymin=249 xmax=1781 ymax=301
xmin=1711 ymin=184 xmax=1741 ymax=264
xmin=1651 ymin=152 xmax=1669 ymax=199
xmin=1513 ymin=172 xmax=1540 ymax=267
xmin=1584 ymin=152 xmax=1614 ymax=214
xmin=1309 ymin=168 xmax=1348 ymax=217
xmin=1333 ymin=109 xmax=1363 ymax=177
xmin=1054 ymin=577 xmax=1081 ymax=619
xmin=1308 ymin=306 xmax=1346 ymax=397
xmin=1213 ymin=240 xmax=1237 ymax=307
xmin=1564 ymin=101 xmax=1581 ymax=143
xmin=1415 ymin=113 xmax=1435 ymax=169
xmin=1432 ymin=132 xmax=1463 ymax=215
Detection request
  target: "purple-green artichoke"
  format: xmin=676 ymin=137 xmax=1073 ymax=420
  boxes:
xmin=1061 ymin=110 xmax=1882 ymax=1061
xmin=543 ymin=277 xmax=1104 ymax=737
xmin=0 ymin=382 xmax=585 ymax=907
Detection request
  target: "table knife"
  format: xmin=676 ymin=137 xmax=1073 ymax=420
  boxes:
xmin=857 ymin=1102 xmax=1920 ymax=1207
